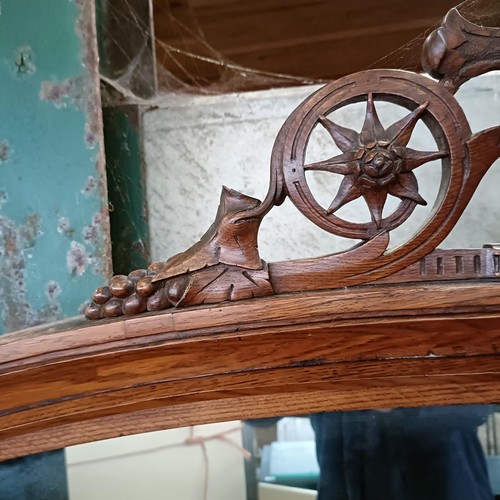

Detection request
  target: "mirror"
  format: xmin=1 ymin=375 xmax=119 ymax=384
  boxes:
xmin=62 ymin=405 xmax=500 ymax=500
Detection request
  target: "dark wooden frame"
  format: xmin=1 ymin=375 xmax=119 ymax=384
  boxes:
xmin=1 ymin=6 xmax=500 ymax=462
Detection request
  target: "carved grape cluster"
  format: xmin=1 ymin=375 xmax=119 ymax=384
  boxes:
xmin=84 ymin=262 xmax=189 ymax=320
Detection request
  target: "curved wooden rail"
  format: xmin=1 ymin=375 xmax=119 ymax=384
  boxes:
xmin=1 ymin=280 xmax=500 ymax=461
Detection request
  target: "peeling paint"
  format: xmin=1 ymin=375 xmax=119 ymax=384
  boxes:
xmin=74 ymin=0 xmax=112 ymax=279
xmin=37 ymin=0 xmax=104 ymax=147
xmin=38 ymin=280 xmax=62 ymax=321
xmin=90 ymin=210 xmax=110 ymax=276
xmin=0 ymin=213 xmax=61 ymax=332
xmin=39 ymin=77 xmax=84 ymax=109
xmin=76 ymin=0 xmax=105 ymax=151
xmin=82 ymin=224 xmax=97 ymax=244
xmin=66 ymin=240 xmax=89 ymax=276
xmin=82 ymin=210 xmax=102 ymax=252
xmin=45 ymin=280 xmax=61 ymax=300
xmin=0 ymin=140 xmax=9 ymax=163
xmin=57 ymin=216 xmax=74 ymax=237
xmin=0 ymin=0 xmax=112 ymax=340
xmin=12 ymin=46 xmax=35 ymax=77
xmin=92 ymin=211 xmax=102 ymax=225
xmin=81 ymin=175 xmax=97 ymax=196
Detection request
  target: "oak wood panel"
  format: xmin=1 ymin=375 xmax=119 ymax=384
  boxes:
xmin=2 ymin=355 xmax=499 ymax=439
xmin=1 ymin=316 xmax=499 ymax=415
xmin=1 ymin=281 xmax=500 ymax=461
xmin=4 ymin=282 xmax=500 ymax=367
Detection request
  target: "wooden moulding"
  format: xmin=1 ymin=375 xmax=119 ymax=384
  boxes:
xmin=1 ymin=280 xmax=500 ymax=461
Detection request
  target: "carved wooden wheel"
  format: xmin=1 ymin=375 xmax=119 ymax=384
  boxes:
xmin=279 ymin=69 xmax=471 ymax=241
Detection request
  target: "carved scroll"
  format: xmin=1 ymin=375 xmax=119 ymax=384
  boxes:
xmin=86 ymin=6 xmax=500 ymax=320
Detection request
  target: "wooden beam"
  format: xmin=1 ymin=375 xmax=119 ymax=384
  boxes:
xmin=153 ymin=0 xmax=459 ymax=88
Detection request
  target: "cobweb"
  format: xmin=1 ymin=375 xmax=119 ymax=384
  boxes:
xmin=97 ymin=0 xmax=500 ymax=106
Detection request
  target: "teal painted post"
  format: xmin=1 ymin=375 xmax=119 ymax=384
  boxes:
xmin=103 ymin=106 xmax=150 ymax=274
xmin=0 ymin=0 xmax=111 ymax=498
xmin=95 ymin=0 xmax=155 ymax=274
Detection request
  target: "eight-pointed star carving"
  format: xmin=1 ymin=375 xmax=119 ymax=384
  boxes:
xmin=304 ymin=93 xmax=449 ymax=226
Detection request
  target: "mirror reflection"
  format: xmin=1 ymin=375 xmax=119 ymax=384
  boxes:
xmin=62 ymin=405 xmax=500 ymax=500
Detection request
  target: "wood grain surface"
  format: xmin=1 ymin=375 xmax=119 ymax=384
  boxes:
xmin=2 ymin=281 xmax=500 ymax=461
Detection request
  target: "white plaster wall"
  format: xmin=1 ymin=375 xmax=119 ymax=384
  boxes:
xmin=144 ymin=73 xmax=500 ymax=264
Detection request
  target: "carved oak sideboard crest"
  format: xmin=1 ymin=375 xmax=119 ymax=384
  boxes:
xmin=85 ymin=7 xmax=500 ymax=320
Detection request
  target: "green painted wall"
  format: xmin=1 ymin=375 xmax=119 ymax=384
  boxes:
xmin=0 ymin=0 xmax=111 ymax=335
xmin=0 ymin=0 xmax=111 ymax=498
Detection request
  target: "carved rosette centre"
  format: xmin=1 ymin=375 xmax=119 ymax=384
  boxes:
xmin=359 ymin=144 xmax=402 ymax=187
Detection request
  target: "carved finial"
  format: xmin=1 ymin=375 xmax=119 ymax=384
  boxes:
xmin=422 ymin=8 xmax=500 ymax=92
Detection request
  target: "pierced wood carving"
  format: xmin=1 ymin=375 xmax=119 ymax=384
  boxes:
xmin=305 ymin=96 xmax=444 ymax=226
xmin=280 ymin=70 xmax=465 ymax=241
xmin=86 ymin=6 xmax=500 ymax=320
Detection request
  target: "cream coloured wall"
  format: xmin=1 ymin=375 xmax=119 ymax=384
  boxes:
xmin=67 ymin=422 xmax=246 ymax=500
